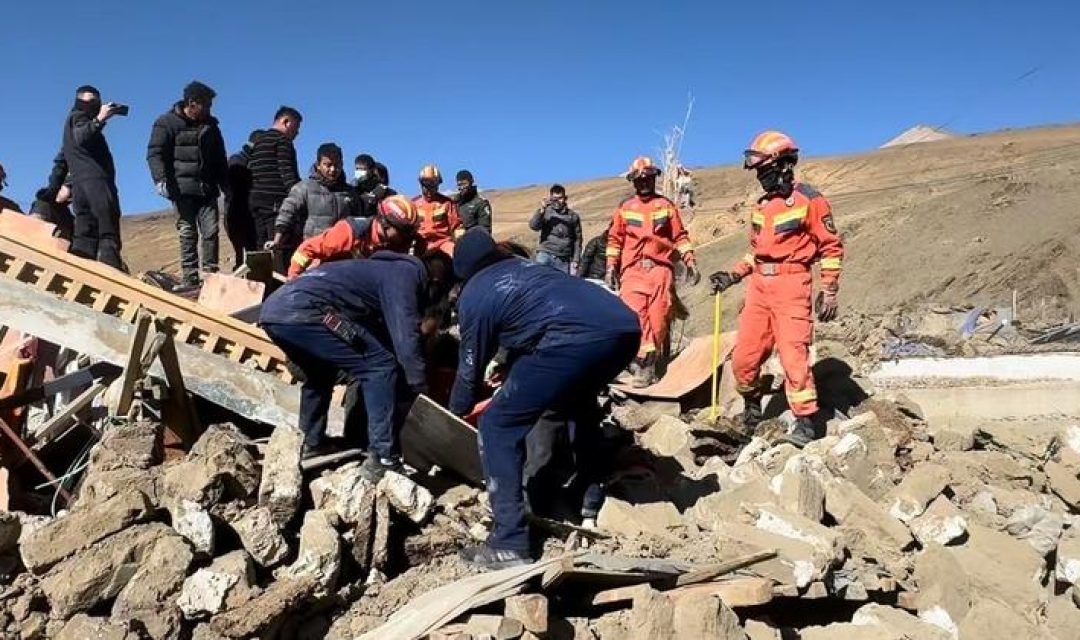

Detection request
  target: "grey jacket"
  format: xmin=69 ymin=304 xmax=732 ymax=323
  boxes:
xmin=529 ymin=204 xmax=582 ymax=262
xmin=274 ymin=171 xmax=357 ymax=241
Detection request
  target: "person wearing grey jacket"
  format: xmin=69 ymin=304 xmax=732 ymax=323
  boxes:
xmin=528 ymin=184 xmax=582 ymax=274
xmin=270 ymin=143 xmax=357 ymax=257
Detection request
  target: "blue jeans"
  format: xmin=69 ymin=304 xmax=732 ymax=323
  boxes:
xmin=479 ymin=334 xmax=639 ymax=552
xmin=262 ymin=321 xmax=399 ymax=458
xmin=535 ymin=250 xmax=570 ymax=273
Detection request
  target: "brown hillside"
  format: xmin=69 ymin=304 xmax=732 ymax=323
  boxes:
xmin=122 ymin=124 xmax=1080 ymax=332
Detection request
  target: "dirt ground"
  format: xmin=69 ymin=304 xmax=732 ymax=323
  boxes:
xmin=121 ymin=123 xmax=1080 ymax=334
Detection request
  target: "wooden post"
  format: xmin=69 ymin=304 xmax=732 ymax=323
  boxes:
xmin=116 ymin=310 xmax=152 ymax=418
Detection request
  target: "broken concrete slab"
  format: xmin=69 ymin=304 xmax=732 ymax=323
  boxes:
xmin=258 ymin=425 xmax=304 ymax=526
xmin=39 ymin=523 xmax=176 ymax=619
xmin=112 ymin=531 xmax=193 ymax=622
xmin=1046 ymin=460 xmax=1080 ymax=509
xmin=769 ymin=455 xmax=826 ymax=522
xmin=824 ymin=419 xmax=897 ymax=501
xmin=505 ymin=594 xmax=548 ymax=636
xmin=710 ymin=520 xmax=833 ymax=588
xmin=209 ymin=577 xmax=317 ymax=639
xmin=1055 ymin=528 xmax=1080 ymax=585
xmin=690 ymin=477 xmax=775 ymax=530
xmin=936 ymin=450 xmax=1043 ymax=492
xmin=55 ymin=614 xmax=141 ymax=640
xmin=825 ymin=478 xmax=914 ymax=554
xmin=909 ymin=495 xmax=968 ymax=546
xmin=886 ymin=462 xmax=949 ymax=523
xmin=628 ymin=587 xmax=675 ymax=639
xmin=744 ymin=619 xmax=779 ymax=640
xmin=957 ymin=598 xmax=1046 ymax=639
xmin=751 ymin=504 xmax=844 ymax=564
xmin=798 ymin=623 xmax=896 ymax=640
xmin=598 ymin=497 xmax=683 ymax=540
xmin=671 ymin=591 xmax=746 ymax=639
xmin=178 ymin=551 xmax=257 ymax=620
xmin=310 ymin=461 xmax=376 ymax=525
xmin=78 ymin=465 xmax=162 ymax=507
xmin=463 ymin=614 xmax=524 ymax=639
xmin=976 ymin=420 xmax=1060 ymax=462
xmin=229 ymin=506 xmax=288 ymax=567
xmin=1045 ymin=594 xmax=1080 ymax=640
xmin=164 ymin=424 xmax=259 ymax=507
xmin=276 ymin=509 xmax=341 ymax=591
xmin=20 ymin=488 xmax=153 ymax=574
xmin=850 ymin=603 xmax=950 ymax=640
xmin=168 ymin=499 xmax=215 ymax=556
xmin=377 ymin=471 xmax=434 ymax=524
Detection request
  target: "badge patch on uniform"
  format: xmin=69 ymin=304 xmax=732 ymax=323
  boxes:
xmin=823 ymin=215 xmax=837 ymax=234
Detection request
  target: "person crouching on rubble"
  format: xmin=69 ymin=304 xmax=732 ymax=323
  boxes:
xmin=448 ymin=228 xmax=640 ymax=570
xmin=259 ymin=249 xmax=452 ymax=481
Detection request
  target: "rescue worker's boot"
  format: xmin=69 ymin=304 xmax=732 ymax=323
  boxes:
xmin=630 ymin=353 xmax=657 ymax=389
xmin=741 ymin=394 xmax=764 ymax=432
xmin=781 ymin=415 xmax=820 ymax=448
xmin=360 ymin=454 xmax=406 ymax=482
xmin=459 ymin=543 xmax=532 ymax=570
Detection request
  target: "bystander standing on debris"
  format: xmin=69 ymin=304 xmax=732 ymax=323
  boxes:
xmin=455 ymin=169 xmax=493 ymax=234
xmin=267 ymin=143 xmax=355 ymax=263
xmin=147 ymin=81 xmax=229 ymax=288
xmin=529 ymin=184 xmax=582 ymax=274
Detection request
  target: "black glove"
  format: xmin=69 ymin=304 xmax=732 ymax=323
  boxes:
xmin=684 ymin=263 xmax=701 ymax=286
xmin=816 ymin=290 xmax=839 ymax=322
xmin=709 ymin=271 xmax=740 ymax=293
xmin=604 ymin=268 xmax=620 ymax=290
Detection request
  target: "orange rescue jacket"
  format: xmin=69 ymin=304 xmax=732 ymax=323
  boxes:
xmin=288 ymin=217 xmax=378 ymax=279
xmin=605 ymin=194 xmax=694 ymax=272
xmin=413 ymin=193 xmax=463 ymax=249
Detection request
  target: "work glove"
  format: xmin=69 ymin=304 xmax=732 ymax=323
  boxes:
xmin=709 ymin=271 xmax=740 ymax=293
xmin=604 ymin=268 xmax=620 ymax=291
xmin=684 ymin=262 xmax=701 ymax=286
xmin=155 ymin=181 xmax=171 ymax=200
xmin=484 ymin=360 xmax=506 ymax=388
xmin=816 ymin=289 xmax=839 ymax=322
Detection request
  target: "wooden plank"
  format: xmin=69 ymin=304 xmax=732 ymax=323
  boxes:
xmin=196 ymin=272 xmax=265 ymax=316
xmin=591 ymin=577 xmax=774 ymax=608
xmin=155 ymin=328 xmax=200 ymax=446
xmin=32 ymin=382 xmax=109 ymax=447
xmin=400 ymin=394 xmax=484 ymax=486
xmin=673 ymin=550 xmax=778 ymax=587
xmin=115 ymin=312 xmax=153 ymax=418
xmin=0 ymin=277 xmax=337 ymax=430
xmin=613 ymin=333 xmax=737 ymax=399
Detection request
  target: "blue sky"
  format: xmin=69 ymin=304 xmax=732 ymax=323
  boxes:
xmin=0 ymin=0 xmax=1077 ymax=214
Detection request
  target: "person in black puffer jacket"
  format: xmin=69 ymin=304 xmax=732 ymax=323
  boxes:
xmin=147 ymin=81 xmax=228 ymax=286
xmin=270 ymin=143 xmax=357 ymax=259
xmin=578 ymin=227 xmax=610 ymax=282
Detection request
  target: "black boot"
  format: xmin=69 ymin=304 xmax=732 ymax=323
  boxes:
xmin=359 ymin=454 xmax=405 ymax=482
xmin=781 ymin=416 xmax=819 ymax=448
xmin=741 ymin=394 xmax=764 ymax=431
xmin=459 ymin=543 xmax=533 ymax=570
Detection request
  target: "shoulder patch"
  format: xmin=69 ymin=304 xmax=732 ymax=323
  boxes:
xmin=795 ymin=183 xmax=821 ymax=199
xmin=823 ymin=214 xmax=837 ymax=234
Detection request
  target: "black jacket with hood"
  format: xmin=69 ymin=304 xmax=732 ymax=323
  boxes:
xmin=147 ymin=103 xmax=228 ymax=199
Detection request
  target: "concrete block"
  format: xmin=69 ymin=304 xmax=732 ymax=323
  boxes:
xmin=168 ymin=499 xmax=214 ymax=556
xmin=209 ymin=578 xmax=317 ymax=638
xmin=910 ymin=495 xmax=968 ymax=546
xmin=463 ymin=614 xmax=524 ymax=639
xmin=825 ymin=478 xmax=913 ymax=552
xmin=769 ymin=455 xmax=826 ymax=522
xmin=276 ymin=509 xmax=341 ymax=591
xmin=504 ymin=594 xmax=548 ymax=635
xmin=377 ymin=471 xmax=434 ymax=524
xmin=257 ymin=426 xmax=304 ymax=526
xmin=178 ymin=551 xmax=257 ymax=619
xmin=887 ymin=462 xmax=950 ymax=523
xmin=310 ymin=461 xmax=376 ymax=525
xmin=930 ymin=422 xmax=976 ymax=452
xmin=598 ymin=497 xmax=683 ymax=539
xmin=640 ymin=415 xmax=696 ymax=468
xmin=752 ymin=504 xmax=844 ymax=563
xmin=229 ymin=506 xmax=288 ymax=567
xmin=671 ymin=591 xmax=746 ymax=639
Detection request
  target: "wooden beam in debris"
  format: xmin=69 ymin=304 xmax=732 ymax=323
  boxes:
xmin=0 ymin=277 xmax=340 ymax=430
xmin=0 ymin=219 xmax=290 ymax=380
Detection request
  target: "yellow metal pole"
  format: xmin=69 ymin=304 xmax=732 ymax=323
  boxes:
xmin=709 ymin=291 xmax=722 ymax=421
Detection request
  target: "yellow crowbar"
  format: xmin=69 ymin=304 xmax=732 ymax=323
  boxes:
xmin=709 ymin=290 xmax=722 ymax=421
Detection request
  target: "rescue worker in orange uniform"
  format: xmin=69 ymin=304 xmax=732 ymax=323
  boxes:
xmin=287 ymin=194 xmax=419 ymax=279
xmin=413 ymin=165 xmax=464 ymax=256
xmin=710 ymin=131 xmax=843 ymax=446
xmin=605 ymin=156 xmax=700 ymax=387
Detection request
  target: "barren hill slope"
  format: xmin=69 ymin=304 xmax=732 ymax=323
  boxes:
xmin=122 ymin=124 xmax=1080 ymax=332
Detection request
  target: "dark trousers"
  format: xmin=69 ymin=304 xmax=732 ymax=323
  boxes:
xmin=70 ymin=179 xmax=123 ymax=269
xmin=175 ymin=196 xmax=220 ymax=282
xmin=479 ymin=334 xmax=638 ymax=552
xmin=262 ymin=321 xmax=399 ymax=457
xmin=525 ymin=410 xmax=607 ymax=520
xmin=250 ymin=198 xmax=293 ymax=274
xmin=225 ymin=195 xmax=256 ymax=270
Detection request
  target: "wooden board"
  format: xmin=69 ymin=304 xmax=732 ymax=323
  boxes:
xmin=613 ymin=333 xmax=737 ymax=400
xmin=591 ymin=577 xmax=774 ymax=608
xmin=197 ymin=273 xmax=265 ymax=316
xmin=400 ymin=394 xmax=484 ymax=486
xmin=0 ymin=211 xmax=68 ymax=252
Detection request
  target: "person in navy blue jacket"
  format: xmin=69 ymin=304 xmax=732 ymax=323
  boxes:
xmin=449 ymin=228 xmax=641 ymax=569
xmin=260 ymin=250 xmax=449 ymax=481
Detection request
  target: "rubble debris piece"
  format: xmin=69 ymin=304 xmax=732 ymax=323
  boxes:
xmin=886 ymin=462 xmax=949 ymax=522
xmin=39 ymin=523 xmax=176 ymax=619
xmin=209 ymin=577 xmax=318 ymax=639
xmin=930 ymin=423 xmax=976 ymax=452
xmin=504 ymin=594 xmax=548 ymax=635
xmin=188 ymin=424 xmax=260 ymax=499
xmin=168 ymin=499 xmax=215 ymax=556
xmin=55 ymin=614 xmax=141 ymax=640
xmin=229 ymin=506 xmax=289 ymax=567
xmin=1044 ymin=594 xmax=1080 ymax=640
xmin=611 ymin=399 xmax=681 ymax=432
xmin=463 ymin=614 xmax=524 ymax=639
xmin=1005 ymin=504 xmax=1063 ymax=556
xmin=824 ymin=426 xmax=895 ymax=500
xmin=258 ymin=425 xmax=304 ymax=526
xmin=0 ymin=511 xmax=21 ymax=554
xmin=937 ymin=450 xmax=1041 ymax=492
xmin=799 ymin=623 xmax=894 ymax=639
xmin=597 ymin=497 xmax=683 ymax=539
xmin=178 ymin=551 xmax=257 ymax=619
xmin=628 ymin=587 xmax=675 ymax=639
xmin=1046 ymin=460 xmax=1080 ymax=509
xmin=850 ymin=603 xmax=950 ymax=639
xmin=671 ymin=591 xmax=746 ymax=640
xmin=744 ymin=619 xmax=779 ymax=640
xmin=909 ymin=495 xmax=967 ymax=546
xmin=436 ymin=484 xmax=481 ymax=512
xmin=733 ymin=437 xmax=771 ymax=468
xmin=112 ymin=531 xmax=193 ymax=616
xmin=976 ymin=421 xmax=1059 ymax=462
xmin=710 ymin=521 xmax=831 ymax=588
xmin=372 ymin=495 xmax=391 ymax=572
xmin=769 ymin=455 xmax=826 ymax=522
xmin=310 ymin=461 xmax=376 ymax=525
xmin=824 ymin=478 xmax=914 ymax=553
xmin=276 ymin=509 xmax=342 ymax=591
xmin=957 ymin=598 xmax=1045 ymax=639
xmin=20 ymin=488 xmax=152 ymax=574
xmin=690 ymin=477 xmax=775 ymax=529
xmin=1055 ymin=528 xmax=1080 ymax=585
xmin=752 ymin=504 xmax=844 ymax=563
xmin=85 ymin=420 xmax=163 ymax=472
xmin=640 ymin=415 xmax=696 ymax=468
xmin=378 ymin=470 xmax=435 ymax=524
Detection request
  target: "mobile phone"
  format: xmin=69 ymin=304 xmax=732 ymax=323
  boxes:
xmin=112 ymin=104 xmax=130 ymax=116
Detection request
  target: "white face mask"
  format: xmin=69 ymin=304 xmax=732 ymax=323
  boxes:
xmin=354 ymin=169 xmax=368 ymax=182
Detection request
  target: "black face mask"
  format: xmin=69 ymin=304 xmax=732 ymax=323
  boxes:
xmin=756 ymin=163 xmax=794 ymax=196
xmin=76 ymin=98 xmax=101 ymax=115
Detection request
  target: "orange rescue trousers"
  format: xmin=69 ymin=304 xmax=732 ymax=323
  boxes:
xmin=618 ymin=264 xmax=673 ymax=359
xmin=732 ymin=270 xmax=819 ymax=416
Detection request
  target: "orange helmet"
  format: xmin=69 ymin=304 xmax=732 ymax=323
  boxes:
xmin=744 ymin=131 xmax=799 ymax=169
xmin=418 ymin=164 xmax=443 ymax=185
xmin=625 ymin=156 xmax=661 ymax=181
xmin=377 ymin=195 xmax=419 ymax=233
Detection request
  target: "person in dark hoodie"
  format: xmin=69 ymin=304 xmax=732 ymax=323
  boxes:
xmin=448 ymin=228 xmax=640 ymax=569
xmin=259 ymin=250 xmax=443 ymax=480
xmin=268 ymin=143 xmax=355 ymax=260
xmin=147 ymin=81 xmax=228 ymax=286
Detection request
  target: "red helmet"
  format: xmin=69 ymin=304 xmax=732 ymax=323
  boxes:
xmin=626 ymin=156 xmax=662 ymax=181
xmin=744 ymin=131 xmax=799 ymax=169
xmin=377 ymin=195 xmax=419 ymax=233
